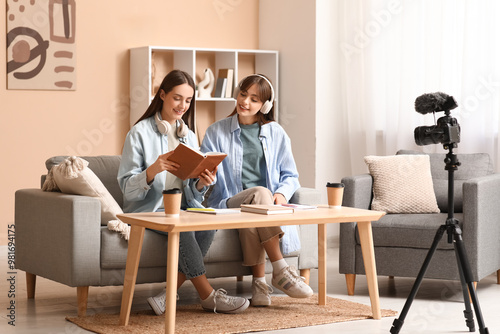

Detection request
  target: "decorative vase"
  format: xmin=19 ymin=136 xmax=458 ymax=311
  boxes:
xmin=197 ymin=68 xmax=214 ymax=98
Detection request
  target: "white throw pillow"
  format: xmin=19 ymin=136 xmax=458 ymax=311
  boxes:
xmin=364 ymin=155 xmax=440 ymax=214
xmin=42 ymin=156 xmax=130 ymax=239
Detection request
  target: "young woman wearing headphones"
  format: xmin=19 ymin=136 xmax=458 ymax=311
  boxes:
xmin=200 ymin=74 xmax=313 ymax=307
xmin=118 ymin=70 xmax=249 ymax=315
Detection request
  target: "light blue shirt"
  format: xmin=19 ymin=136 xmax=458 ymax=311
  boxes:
xmin=118 ymin=116 xmax=207 ymax=213
xmin=200 ymin=114 xmax=301 ymax=253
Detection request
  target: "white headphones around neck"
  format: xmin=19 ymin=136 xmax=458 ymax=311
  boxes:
xmin=233 ymin=74 xmax=275 ymax=114
xmin=154 ymin=112 xmax=188 ymax=138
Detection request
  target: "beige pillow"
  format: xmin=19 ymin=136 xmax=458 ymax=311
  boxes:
xmin=42 ymin=156 xmax=130 ymax=240
xmin=364 ymin=155 xmax=440 ymax=214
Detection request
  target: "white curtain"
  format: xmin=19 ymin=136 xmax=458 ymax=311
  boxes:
xmin=338 ymin=0 xmax=500 ymax=174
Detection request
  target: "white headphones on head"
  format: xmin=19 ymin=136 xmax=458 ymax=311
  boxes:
xmin=233 ymin=74 xmax=275 ymax=114
xmin=154 ymin=112 xmax=188 ymax=138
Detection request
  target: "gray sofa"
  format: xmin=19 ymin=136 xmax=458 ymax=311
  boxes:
xmin=15 ymin=155 xmax=320 ymax=316
xmin=339 ymin=150 xmax=500 ymax=295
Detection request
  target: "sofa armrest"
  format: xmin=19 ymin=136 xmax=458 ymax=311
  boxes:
xmin=15 ymin=189 xmax=102 ymax=286
xmin=341 ymin=174 xmax=373 ymax=209
xmin=463 ymin=174 xmax=500 ymax=280
xmin=289 ymin=187 xmax=321 ymax=206
xmin=338 ymin=174 xmax=373 ymax=274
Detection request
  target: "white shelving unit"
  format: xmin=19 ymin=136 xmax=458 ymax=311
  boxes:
xmin=129 ymin=46 xmax=279 ymax=137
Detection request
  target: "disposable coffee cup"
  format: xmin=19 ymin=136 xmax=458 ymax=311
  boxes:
xmin=326 ymin=182 xmax=344 ymax=208
xmin=162 ymin=188 xmax=182 ymax=217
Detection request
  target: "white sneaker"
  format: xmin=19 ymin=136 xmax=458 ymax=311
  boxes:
xmin=272 ymin=266 xmax=313 ymax=298
xmin=147 ymin=290 xmax=166 ymax=315
xmin=251 ymin=280 xmax=273 ymax=307
xmin=201 ymin=288 xmax=249 ymax=314
xmin=147 ymin=290 xmax=179 ymax=316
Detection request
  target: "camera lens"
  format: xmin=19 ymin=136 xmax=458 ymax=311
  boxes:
xmin=414 ymin=126 xmax=442 ymax=146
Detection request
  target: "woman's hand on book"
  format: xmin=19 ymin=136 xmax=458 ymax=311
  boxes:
xmin=146 ymin=152 xmax=180 ymax=183
xmin=273 ymin=193 xmax=287 ymax=205
xmin=196 ymin=166 xmax=218 ymax=191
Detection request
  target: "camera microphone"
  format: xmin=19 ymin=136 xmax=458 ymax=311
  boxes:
xmin=414 ymin=92 xmax=458 ymax=115
xmin=414 ymin=92 xmax=460 ymax=147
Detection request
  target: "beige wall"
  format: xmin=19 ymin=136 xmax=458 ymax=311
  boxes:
xmin=259 ymin=0 xmax=317 ymax=189
xmin=1 ymin=0 xmax=259 ymax=245
xmin=260 ymin=0 xmax=349 ymax=244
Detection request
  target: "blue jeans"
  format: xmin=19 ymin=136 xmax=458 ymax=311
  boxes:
xmin=150 ymin=229 xmax=216 ymax=280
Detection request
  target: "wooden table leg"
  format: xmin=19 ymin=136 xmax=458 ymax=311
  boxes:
xmin=165 ymin=231 xmax=180 ymax=334
xmin=357 ymin=221 xmax=381 ymax=320
xmin=119 ymin=225 xmax=145 ymax=326
xmin=318 ymin=223 xmax=327 ymax=305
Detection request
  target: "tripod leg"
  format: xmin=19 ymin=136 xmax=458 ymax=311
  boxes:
xmin=453 ymin=229 xmax=489 ymax=334
xmin=390 ymin=225 xmax=446 ymax=334
xmin=454 ymin=242 xmax=475 ymax=332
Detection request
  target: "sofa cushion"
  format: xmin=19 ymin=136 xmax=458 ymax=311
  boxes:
xmin=101 ymin=228 xmax=246 ymax=269
xmin=355 ymin=213 xmax=463 ymax=250
xmin=45 ymin=155 xmax=123 ymax=207
xmin=101 ymin=226 xmax=301 ymax=271
xmin=364 ymin=155 xmax=440 ymax=214
xmin=397 ymin=150 xmax=494 ymax=212
xmin=43 ymin=157 xmax=125 ymax=234
xmin=101 ymin=228 xmax=168 ymax=269
xmin=204 ymin=229 xmax=243 ymax=263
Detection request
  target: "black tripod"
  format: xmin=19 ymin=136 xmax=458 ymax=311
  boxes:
xmin=390 ymin=146 xmax=489 ymax=334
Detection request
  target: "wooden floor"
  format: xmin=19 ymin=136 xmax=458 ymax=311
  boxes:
xmin=1 ymin=245 xmax=500 ymax=333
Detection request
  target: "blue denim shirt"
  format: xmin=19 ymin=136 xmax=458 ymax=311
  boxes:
xmin=200 ymin=114 xmax=301 ymax=253
xmin=118 ymin=116 xmax=206 ymax=213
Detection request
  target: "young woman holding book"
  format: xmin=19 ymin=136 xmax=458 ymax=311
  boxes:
xmin=118 ymin=69 xmax=249 ymax=315
xmin=200 ymin=74 xmax=313 ymax=307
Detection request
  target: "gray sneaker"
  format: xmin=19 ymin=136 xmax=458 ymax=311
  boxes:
xmin=251 ymin=280 xmax=273 ymax=307
xmin=201 ymin=288 xmax=249 ymax=314
xmin=272 ymin=266 xmax=313 ymax=298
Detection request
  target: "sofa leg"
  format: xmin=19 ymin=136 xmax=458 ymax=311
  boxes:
xmin=497 ymin=270 xmax=500 ymax=284
xmin=236 ymin=276 xmax=244 ymax=282
xmin=300 ymin=269 xmax=310 ymax=285
xmin=345 ymin=274 xmax=356 ymax=296
xmin=77 ymin=286 xmax=89 ymax=317
xmin=26 ymin=272 xmax=36 ymax=299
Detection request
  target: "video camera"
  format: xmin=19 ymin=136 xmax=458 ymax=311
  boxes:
xmin=413 ymin=92 xmax=460 ymax=147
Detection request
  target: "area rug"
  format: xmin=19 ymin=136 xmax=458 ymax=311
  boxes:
xmin=66 ymin=295 xmax=397 ymax=334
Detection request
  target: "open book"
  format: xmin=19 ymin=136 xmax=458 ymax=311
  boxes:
xmin=167 ymin=143 xmax=227 ymax=180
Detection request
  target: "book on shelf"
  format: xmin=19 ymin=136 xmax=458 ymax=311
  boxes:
xmin=167 ymin=143 xmax=227 ymax=180
xmin=214 ymin=78 xmax=227 ymax=98
xmin=240 ymin=204 xmax=294 ymax=215
xmin=186 ymin=208 xmax=240 ymax=215
xmin=218 ymin=68 xmax=234 ymax=98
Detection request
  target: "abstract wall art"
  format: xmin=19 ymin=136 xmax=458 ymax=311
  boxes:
xmin=7 ymin=0 xmax=76 ymax=90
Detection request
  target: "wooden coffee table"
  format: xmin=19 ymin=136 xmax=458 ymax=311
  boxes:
xmin=117 ymin=206 xmax=385 ymax=333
